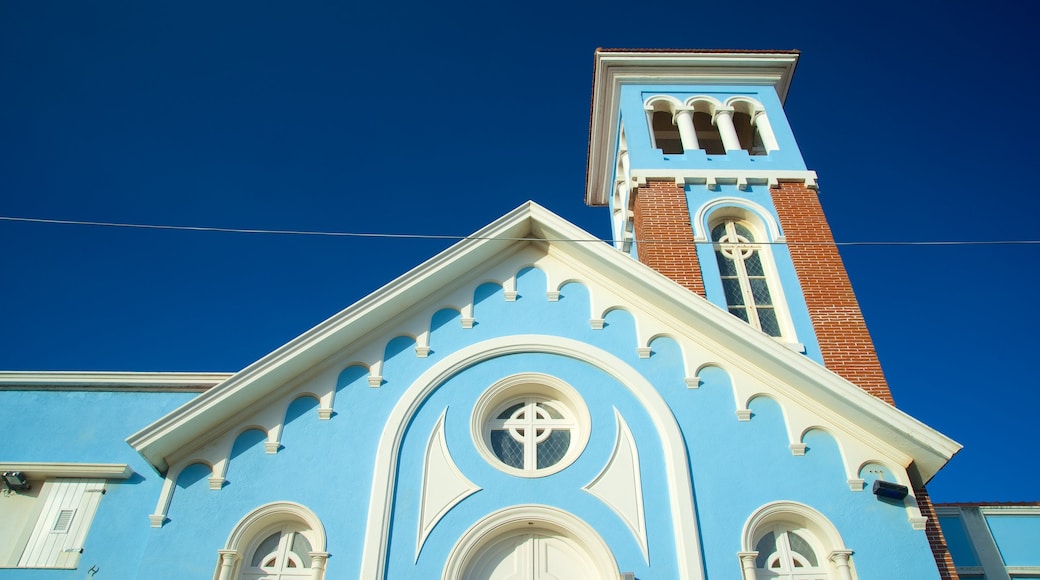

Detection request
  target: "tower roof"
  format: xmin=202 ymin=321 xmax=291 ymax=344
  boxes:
xmin=585 ymin=49 xmax=801 ymax=206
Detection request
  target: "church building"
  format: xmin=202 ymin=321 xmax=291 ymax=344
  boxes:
xmin=3 ymin=49 xmax=999 ymax=579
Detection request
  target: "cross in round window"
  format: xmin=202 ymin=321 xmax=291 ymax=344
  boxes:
xmin=711 ymin=219 xmax=782 ymax=338
xmin=487 ymin=398 xmax=575 ymax=471
xmin=471 ymin=374 xmax=590 ymax=478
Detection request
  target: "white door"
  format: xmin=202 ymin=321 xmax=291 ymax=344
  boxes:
xmin=465 ymin=531 xmax=596 ymax=580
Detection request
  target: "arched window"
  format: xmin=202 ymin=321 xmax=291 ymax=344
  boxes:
xmin=471 ymin=373 xmax=590 ymax=478
xmin=242 ymin=525 xmax=314 ymax=579
xmin=711 ymin=219 xmax=783 ymax=337
xmin=740 ymin=502 xmax=855 ymax=580
xmin=650 ymin=110 xmax=683 ymax=154
xmin=752 ymin=526 xmax=828 ymax=579
xmin=694 ymin=111 xmax=725 ymax=154
xmin=733 ymin=111 xmax=766 ymax=155
xmin=215 ymin=502 xmax=328 ymax=580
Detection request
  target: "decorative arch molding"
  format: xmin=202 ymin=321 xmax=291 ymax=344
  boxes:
xmin=215 ymin=501 xmax=329 ymax=580
xmin=725 ymin=96 xmax=766 ymax=115
xmin=359 ymin=335 xmax=706 ymax=580
xmin=223 ymin=501 xmax=327 ymax=553
xmin=691 ymin=197 xmax=784 ymax=242
xmin=684 ymin=95 xmax=725 ymax=113
xmin=739 ymin=501 xmax=856 ymax=580
xmin=643 ymin=94 xmax=683 ymax=112
xmin=442 ymin=504 xmax=621 ymax=580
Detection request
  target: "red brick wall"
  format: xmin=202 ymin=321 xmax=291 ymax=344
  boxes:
xmin=770 ymin=182 xmax=895 ymax=404
xmin=911 ymin=466 xmax=962 ymax=580
xmin=631 ymin=179 xmax=705 ymax=297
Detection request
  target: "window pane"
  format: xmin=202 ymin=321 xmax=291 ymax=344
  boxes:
xmin=536 ymin=431 xmax=571 ymax=469
xmin=490 ymin=430 xmax=524 ymax=468
xmin=715 ymin=251 xmax=738 ymax=276
xmin=496 ymin=403 xmax=524 ymax=420
xmin=734 ymin=223 xmax=755 ymax=241
xmin=754 ymin=532 xmax=776 ymax=568
xmin=251 ymin=532 xmax=280 ymax=567
xmin=750 ymin=279 xmax=773 ymax=305
xmin=744 ymin=251 xmax=765 ymax=276
xmin=758 ymin=309 xmax=781 ymax=337
xmin=728 ymin=308 xmax=749 ymax=322
xmin=787 ymin=532 xmax=818 ymax=566
xmin=291 ymin=533 xmax=313 ymax=568
xmin=538 ymin=402 xmax=563 ymax=419
xmin=722 ymin=279 xmax=744 ymax=306
xmin=710 ymin=223 xmax=728 ymax=241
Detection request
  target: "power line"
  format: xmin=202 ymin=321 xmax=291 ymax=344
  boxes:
xmin=1 ymin=215 xmax=1038 ymax=246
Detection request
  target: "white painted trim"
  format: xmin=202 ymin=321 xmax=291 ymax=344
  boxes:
xmin=469 ymin=373 xmax=590 ymax=478
xmin=582 ymin=409 xmax=649 ymax=562
xmin=127 ymin=202 xmax=958 ymax=484
xmin=0 ymin=462 xmax=133 ymax=479
xmin=217 ymin=501 xmax=327 ymax=580
xmin=632 ymin=169 xmax=818 ymax=191
xmin=441 ymin=504 xmax=621 ymax=580
xmin=742 ymin=501 xmax=849 ymax=552
xmin=587 ymin=50 xmax=800 ymax=206
xmin=691 ymin=197 xmax=783 ymax=242
xmin=360 ymin=336 xmax=706 ymax=580
xmin=0 ymin=371 xmax=230 ymax=391
xmin=416 ymin=411 xmax=481 ymax=560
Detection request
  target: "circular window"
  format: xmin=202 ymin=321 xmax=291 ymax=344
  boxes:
xmin=471 ymin=373 xmax=590 ymax=477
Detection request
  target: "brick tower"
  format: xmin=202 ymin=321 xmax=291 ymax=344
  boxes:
xmin=585 ymin=49 xmax=959 ymax=580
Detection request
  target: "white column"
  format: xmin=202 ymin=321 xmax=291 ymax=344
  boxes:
xmin=713 ymin=107 xmax=741 ymax=151
xmin=828 ymin=550 xmax=854 ymax=580
xmin=737 ymin=552 xmax=758 ymax=580
xmin=751 ymin=110 xmax=779 ymax=151
xmin=216 ymin=550 xmax=239 ymax=580
xmin=309 ymin=551 xmax=330 ymax=580
xmin=673 ymin=108 xmax=699 ymax=151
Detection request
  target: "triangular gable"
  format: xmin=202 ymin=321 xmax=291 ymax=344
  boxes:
xmin=127 ymin=201 xmax=960 ymax=480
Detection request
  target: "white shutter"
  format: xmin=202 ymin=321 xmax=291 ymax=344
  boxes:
xmin=17 ymin=478 xmax=105 ymax=568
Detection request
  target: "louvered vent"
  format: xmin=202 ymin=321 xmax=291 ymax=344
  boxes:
xmin=52 ymin=509 xmax=76 ymax=533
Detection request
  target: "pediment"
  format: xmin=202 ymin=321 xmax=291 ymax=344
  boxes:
xmin=127 ymin=202 xmax=959 ymax=483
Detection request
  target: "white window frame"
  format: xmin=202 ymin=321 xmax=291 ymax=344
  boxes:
xmin=470 ymin=373 xmax=590 ymax=478
xmin=708 ymin=213 xmax=797 ymax=342
xmin=740 ymin=501 xmax=856 ymax=580
xmin=215 ymin=501 xmax=328 ymax=580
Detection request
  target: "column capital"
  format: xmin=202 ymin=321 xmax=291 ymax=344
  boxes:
xmin=737 ymin=550 xmax=758 ymax=563
xmin=712 ymin=106 xmax=736 ymax=122
xmin=217 ymin=550 xmax=240 ymax=562
xmin=828 ymin=549 xmax=853 ymax=564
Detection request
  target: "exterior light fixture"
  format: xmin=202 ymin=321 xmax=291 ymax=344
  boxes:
xmin=1 ymin=471 xmax=31 ymax=491
xmin=872 ymin=479 xmax=909 ymax=501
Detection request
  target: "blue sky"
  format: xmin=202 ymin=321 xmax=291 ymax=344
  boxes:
xmin=1 ymin=1 xmax=1036 ymax=503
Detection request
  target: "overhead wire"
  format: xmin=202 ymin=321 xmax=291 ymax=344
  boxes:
xmin=1 ymin=215 xmax=1038 ymax=246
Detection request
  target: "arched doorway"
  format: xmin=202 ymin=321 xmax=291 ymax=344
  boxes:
xmin=466 ymin=529 xmax=597 ymax=580
xmin=443 ymin=505 xmax=620 ymax=580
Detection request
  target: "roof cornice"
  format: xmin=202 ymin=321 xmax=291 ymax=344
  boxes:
xmin=585 ymin=49 xmax=800 ymax=206
xmin=0 ymin=371 xmax=232 ymax=392
xmin=126 ymin=202 xmax=959 ymax=481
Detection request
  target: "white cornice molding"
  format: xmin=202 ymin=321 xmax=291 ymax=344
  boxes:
xmin=0 ymin=371 xmax=232 ymax=392
xmin=586 ymin=50 xmax=800 ymax=207
xmin=630 ymin=169 xmax=818 ymax=192
xmin=125 ymin=201 xmax=960 ymax=482
xmin=0 ymin=462 xmax=134 ymax=479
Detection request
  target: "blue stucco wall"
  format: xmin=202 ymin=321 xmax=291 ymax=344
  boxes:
xmin=3 ymin=265 xmax=942 ymax=578
xmin=0 ymin=389 xmax=195 ymax=579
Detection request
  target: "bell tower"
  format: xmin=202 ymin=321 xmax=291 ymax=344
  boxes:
xmin=586 ymin=49 xmax=892 ymax=403
xmin=585 ymin=49 xmax=959 ymax=580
